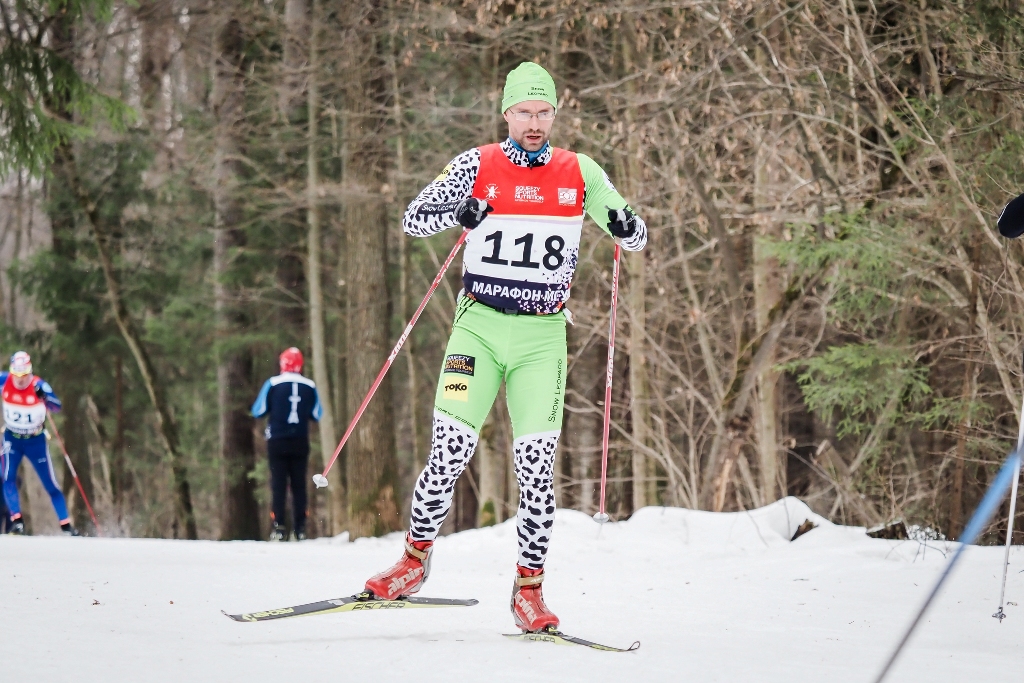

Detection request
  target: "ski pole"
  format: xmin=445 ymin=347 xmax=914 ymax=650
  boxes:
xmin=313 ymin=229 xmax=469 ymax=489
xmin=873 ymin=450 xmax=1021 ymax=683
xmin=994 ymin=350 xmax=1024 ymax=622
xmin=46 ymin=412 xmax=102 ymax=535
xmin=593 ymin=243 xmax=621 ymax=524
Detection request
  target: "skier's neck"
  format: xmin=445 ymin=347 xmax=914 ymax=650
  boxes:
xmin=507 ymin=137 xmax=548 ymax=164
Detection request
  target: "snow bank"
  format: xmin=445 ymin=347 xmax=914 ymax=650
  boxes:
xmin=614 ymin=496 xmax=834 ymax=547
xmin=3 ymin=499 xmax=1021 ymax=683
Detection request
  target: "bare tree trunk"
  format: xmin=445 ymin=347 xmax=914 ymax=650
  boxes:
xmin=566 ymin=329 xmax=603 ymax=514
xmin=627 ymin=250 xmax=653 ymax=510
xmin=390 ymin=33 xmax=420 ymax=477
xmin=950 ymin=240 xmax=981 ymax=538
xmin=752 ymin=129 xmax=783 ymax=505
xmin=110 ymin=356 xmax=128 ymax=522
xmin=305 ymin=0 xmax=339 ymax=538
xmin=213 ymin=7 xmax=260 ymax=541
xmin=59 ymin=394 xmax=100 ymax=534
xmin=476 ymin=410 xmax=502 ymax=526
xmin=330 ymin=109 xmax=350 ymax=536
xmin=620 ymin=34 xmax=653 ymax=511
xmin=277 ymin=0 xmax=309 ymax=337
xmin=449 ymin=455 xmax=479 ymax=533
xmin=338 ymin=1 xmax=401 ymax=540
xmin=280 ymin=0 xmax=308 ymax=120
xmin=137 ymin=0 xmax=175 ymax=184
xmin=345 ymin=183 xmax=401 ymax=537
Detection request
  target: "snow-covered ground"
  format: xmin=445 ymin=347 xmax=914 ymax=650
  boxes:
xmin=4 ymin=498 xmax=1022 ymax=682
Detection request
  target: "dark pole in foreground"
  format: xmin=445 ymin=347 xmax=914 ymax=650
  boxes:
xmin=873 ymin=451 xmax=1021 ymax=683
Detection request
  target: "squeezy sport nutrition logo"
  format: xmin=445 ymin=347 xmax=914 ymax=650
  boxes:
xmin=515 ymin=186 xmax=544 ymax=203
xmin=444 ymin=354 xmax=475 ymax=376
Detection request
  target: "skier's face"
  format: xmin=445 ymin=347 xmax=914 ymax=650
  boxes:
xmin=504 ymin=100 xmax=555 ymax=152
xmin=11 ymin=374 xmax=31 ymax=390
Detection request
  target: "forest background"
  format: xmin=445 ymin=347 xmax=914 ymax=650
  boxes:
xmin=2 ymin=0 xmax=1023 ymax=544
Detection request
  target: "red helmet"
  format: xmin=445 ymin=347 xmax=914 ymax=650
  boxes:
xmin=279 ymin=347 xmax=303 ymax=374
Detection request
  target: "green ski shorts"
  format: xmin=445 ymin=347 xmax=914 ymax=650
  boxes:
xmin=433 ymin=296 xmax=567 ymax=439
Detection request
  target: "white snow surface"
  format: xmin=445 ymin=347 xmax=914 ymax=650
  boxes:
xmin=4 ymin=497 xmax=1023 ymax=682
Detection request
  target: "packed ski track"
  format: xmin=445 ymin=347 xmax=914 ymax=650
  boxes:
xmin=4 ymin=498 xmax=1022 ymax=682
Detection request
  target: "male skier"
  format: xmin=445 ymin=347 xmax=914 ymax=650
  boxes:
xmin=1 ymin=351 xmax=77 ymax=536
xmin=364 ymin=62 xmax=647 ymax=632
xmin=252 ymin=347 xmax=323 ymax=541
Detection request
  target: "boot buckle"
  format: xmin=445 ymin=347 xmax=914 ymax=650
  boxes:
xmin=515 ymin=571 xmax=544 ymax=587
xmin=405 ymin=540 xmax=428 ymax=561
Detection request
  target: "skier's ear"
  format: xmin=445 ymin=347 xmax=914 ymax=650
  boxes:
xmin=998 ymin=192 xmax=1024 ymax=238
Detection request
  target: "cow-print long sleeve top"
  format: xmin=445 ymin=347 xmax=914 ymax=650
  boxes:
xmin=402 ymin=138 xmax=647 ymax=252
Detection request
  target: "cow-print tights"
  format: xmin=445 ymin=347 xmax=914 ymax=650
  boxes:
xmin=409 ymin=411 xmax=560 ymax=570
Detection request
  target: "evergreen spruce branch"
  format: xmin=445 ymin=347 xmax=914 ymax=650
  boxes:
xmin=60 ymin=155 xmax=198 ymax=540
xmin=0 ymin=0 xmax=130 ymax=177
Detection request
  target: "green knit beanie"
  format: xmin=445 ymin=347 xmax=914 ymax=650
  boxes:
xmin=501 ymin=62 xmax=557 ymax=112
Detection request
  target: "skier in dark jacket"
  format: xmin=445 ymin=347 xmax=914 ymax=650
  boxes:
xmin=252 ymin=348 xmax=323 ymax=541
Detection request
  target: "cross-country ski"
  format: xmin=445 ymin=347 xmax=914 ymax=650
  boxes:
xmin=503 ymin=627 xmax=640 ymax=652
xmin=224 ymin=592 xmax=478 ymax=622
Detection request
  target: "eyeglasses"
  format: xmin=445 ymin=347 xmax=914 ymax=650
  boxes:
xmin=511 ymin=110 xmax=556 ymax=122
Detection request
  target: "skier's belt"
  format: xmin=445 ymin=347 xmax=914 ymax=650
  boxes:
xmin=4 ymin=428 xmax=42 ymax=439
xmin=466 ymin=294 xmax=563 ymax=316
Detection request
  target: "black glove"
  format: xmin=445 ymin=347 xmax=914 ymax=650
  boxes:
xmin=998 ymin=192 xmax=1024 ymax=238
xmin=35 ymin=384 xmax=45 ymax=400
xmin=455 ymin=198 xmax=494 ymax=230
xmin=607 ymin=207 xmax=638 ymax=240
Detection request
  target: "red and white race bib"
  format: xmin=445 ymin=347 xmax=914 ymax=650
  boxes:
xmin=464 ymin=145 xmax=586 ymax=314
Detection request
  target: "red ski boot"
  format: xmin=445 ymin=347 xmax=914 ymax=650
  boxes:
xmin=511 ymin=566 xmax=559 ymax=632
xmin=364 ymin=534 xmax=433 ymax=600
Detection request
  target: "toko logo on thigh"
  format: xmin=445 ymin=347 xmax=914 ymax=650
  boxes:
xmin=443 ymin=379 xmax=469 ymax=402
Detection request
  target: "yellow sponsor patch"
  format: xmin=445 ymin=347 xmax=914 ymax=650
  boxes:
xmin=442 ymin=376 xmax=469 ymax=402
xmin=434 ymin=163 xmax=454 ymax=182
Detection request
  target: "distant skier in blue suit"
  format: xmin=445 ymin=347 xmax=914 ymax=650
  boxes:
xmin=1 ymin=351 xmax=77 ymax=536
xmin=252 ymin=347 xmax=322 ymax=541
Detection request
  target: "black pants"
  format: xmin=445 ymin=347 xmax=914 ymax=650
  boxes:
xmin=268 ymin=438 xmax=310 ymax=533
